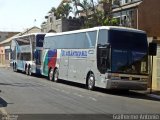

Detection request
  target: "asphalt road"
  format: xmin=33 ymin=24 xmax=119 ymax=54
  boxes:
xmin=0 ymin=68 xmax=160 ymax=120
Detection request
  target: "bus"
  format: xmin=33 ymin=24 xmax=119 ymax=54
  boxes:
xmin=42 ymin=26 xmax=149 ymax=90
xmin=11 ymin=33 xmax=45 ymax=75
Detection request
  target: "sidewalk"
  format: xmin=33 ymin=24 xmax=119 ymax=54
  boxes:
xmin=0 ymin=64 xmax=10 ymax=68
xmin=147 ymin=90 xmax=160 ymax=100
xmin=135 ymin=89 xmax=160 ymax=100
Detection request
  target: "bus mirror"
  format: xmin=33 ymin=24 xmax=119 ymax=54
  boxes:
xmin=149 ymin=42 xmax=157 ymax=56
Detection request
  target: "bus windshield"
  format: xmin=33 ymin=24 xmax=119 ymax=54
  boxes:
xmin=109 ymin=30 xmax=148 ymax=75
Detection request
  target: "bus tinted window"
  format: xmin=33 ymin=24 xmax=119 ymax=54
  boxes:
xmin=109 ymin=30 xmax=148 ymax=74
xmin=109 ymin=30 xmax=148 ymax=52
xmin=98 ymin=29 xmax=108 ymax=46
xmin=86 ymin=31 xmax=97 ymax=48
xmin=16 ymin=36 xmax=30 ymax=45
xmin=44 ymin=31 xmax=97 ymax=49
xmin=36 ymin=34 xmax=45 ymax=47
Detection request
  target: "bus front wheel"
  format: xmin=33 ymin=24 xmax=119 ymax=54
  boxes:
xmin=87 ymin=74 xmax=95 ymax=90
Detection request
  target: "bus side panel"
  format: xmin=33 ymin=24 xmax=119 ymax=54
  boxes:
xmin=59 ymin=50 xmax=69 ymax=80
xmin=16 ymin=60 xmax=25 ymax=71
xmin=68 ymin=50 xmax=88 ymax=83
xmin=42 ymin=50 xmax=49 ymax=76
xmin=42 ymin=49 xmax=57 ymax=76
xmin=48 ymin=49 xmax=57 ymax=70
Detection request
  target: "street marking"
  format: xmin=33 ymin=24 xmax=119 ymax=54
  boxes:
xmin=89 ymin=97 xmax=97 ymax=102
xmin=73 ymin=93 xmax=84 ymax=98
xmin=51 ymin=87 xmax=60 ymax=91
xmin=61 ymin=90 xmax=70 ymax=94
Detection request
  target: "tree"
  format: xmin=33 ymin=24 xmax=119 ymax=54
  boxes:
xmin=58 ymin=0 xmax=119 ymax=28
xmin=55 ymin=3 xmax=72 ymax=19
xmin=48 ymin=2 xmax=72 ymax=19
xmin=48 ymin=7 xmax=56 ymax=13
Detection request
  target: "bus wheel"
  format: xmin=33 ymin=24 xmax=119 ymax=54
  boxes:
xmin=25 ymin=66 xmax=28 ymax=75
xmin=15 ymin=63 xmax=17 ymax=72
xmin=53 ymin=69 xmax=59 ymax=82
xmin=48 ymin=68 xmax=54 ymax=81
xmin=28 ymin=66 xmax=32 ymax=76
xmin=87 ymin=74 xmax=95 ymax=90
xmin=13 ymin=63 xmax=15 ymax=71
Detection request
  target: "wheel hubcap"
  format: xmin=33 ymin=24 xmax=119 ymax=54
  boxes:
xmin=49 ymin=70 xmax=53 ymax=80
xmin=29 ymin=68 xmax=31 ymax=75
xmin=26 ymin=68 xmax=28 ymax=74
xmin=88 ymin=76 xmax=94 ymax=89
xmin=54 ymin=72 xmax=58 ymax=81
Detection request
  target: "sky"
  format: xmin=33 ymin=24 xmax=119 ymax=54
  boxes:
xmin=0 ymin=0 xmax=62 ymax=32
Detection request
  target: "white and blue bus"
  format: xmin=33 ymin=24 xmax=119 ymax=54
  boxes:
xmin=42 ymin=26 xmax=149 ymax=90
xmin=11 ymin=33 xmax=45 ymax=75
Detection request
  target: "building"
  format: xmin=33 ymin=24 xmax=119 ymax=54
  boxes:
xmin=41 ymin=0 xmax=83 ymax=33
xmin=41 ymin=13 xmax=83 ymax=33
xmin=112 ymin=0 xmax=160 ymax=91
xmin=0 ymin=31 xmax=19 ymax=42
xmin=112 ymin=0 xmax=160 ymax=38
xmin=112 ymin=0 xmax=142 ymax=28
xmin=0 ymin=26 xmax=41 ymax=66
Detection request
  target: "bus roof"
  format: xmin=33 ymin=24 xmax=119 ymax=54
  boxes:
xmin=12 ymin=33 xmax=46 ymax=39
xmin=45 ymin=26 xmax=146 ymax=38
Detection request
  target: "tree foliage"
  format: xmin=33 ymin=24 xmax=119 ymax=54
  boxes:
xmin=48 ymin=0 xmax=118 ymax=28
xmin=72 ymin=0 xmax=118 ymax=28
xmin=49 ymin=2 xmax=72 ymax=19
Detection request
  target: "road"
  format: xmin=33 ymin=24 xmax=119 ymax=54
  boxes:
xmin=0 ymin=68 xmax=160 ymax=119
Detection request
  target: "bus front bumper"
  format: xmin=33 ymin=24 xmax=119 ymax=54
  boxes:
xmin=106 ymin=80 xmax=148 ymax=90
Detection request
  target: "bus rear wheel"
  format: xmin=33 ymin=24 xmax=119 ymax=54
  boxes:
xmin=53 ymin=69 xmax=59 ymax=82
xmin=48 ymin=68 xmax=54 ymax=81
xmin=14 ymin=63 xmax=17 ymax=72
xmin=25 ymin=66 xmax=28 ymax=75
xmin=28 ymin=66 xmax=32 ymax=76
xmin=87 ymin=74 xmax=95 ymax=90
xmin=13 ymin=63 xmax=15 ymax=72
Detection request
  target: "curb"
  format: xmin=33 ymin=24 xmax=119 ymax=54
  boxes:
xmin=132 ymin=90 xmax=160 ymax=100
xmin=147 ymin=94 xmax=160 ymax=100
xmin=0 ymin=65 xmax=10 ymax=68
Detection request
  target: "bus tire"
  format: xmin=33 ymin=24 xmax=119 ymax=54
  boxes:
xmin=87 ymin=73 xmax=95 ymax=90
xmin=48 ymin=68 xmax=54 ymax=81
xmin=53 ymin=69 xmax=59 ymax=82
xmin=13 ymin=63 xmax=15 ymax=71
xmin=28 ymin=65 xmax=32 ymax=76
xmin=14 ymin=63 xmax=17 ymax=72
xmin=25 ymin=65 xmax=28 ymax=75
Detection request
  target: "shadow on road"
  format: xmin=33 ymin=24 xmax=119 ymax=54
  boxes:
xmin=56 ymin=79 xmax=160 ymax=102
xmin=0 ymin=82 xmax=44 ymax=87
xmin=6 ymin=68 xmax=160 ymax=102
xmin=0 ymin=97 xmax=7 ymax=107
xmin=96 ymin=88 xmax=160 ymax=102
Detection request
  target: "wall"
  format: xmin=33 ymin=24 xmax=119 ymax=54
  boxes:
xmin=0 ymin=46 xmax=5 ymax=65
xmin=138 ymin=0 xmax=160 ymax=91
xmin=0 ymin=32 xmax=19 ymax=42
xmin=138 ymin=0 xmax=160 ymax=37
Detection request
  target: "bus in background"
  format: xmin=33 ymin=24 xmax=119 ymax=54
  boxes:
xmin=42 ymin=26 xmax=149 ymax=90
xmin=11 ymin=33 xmax=45 ymax=75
